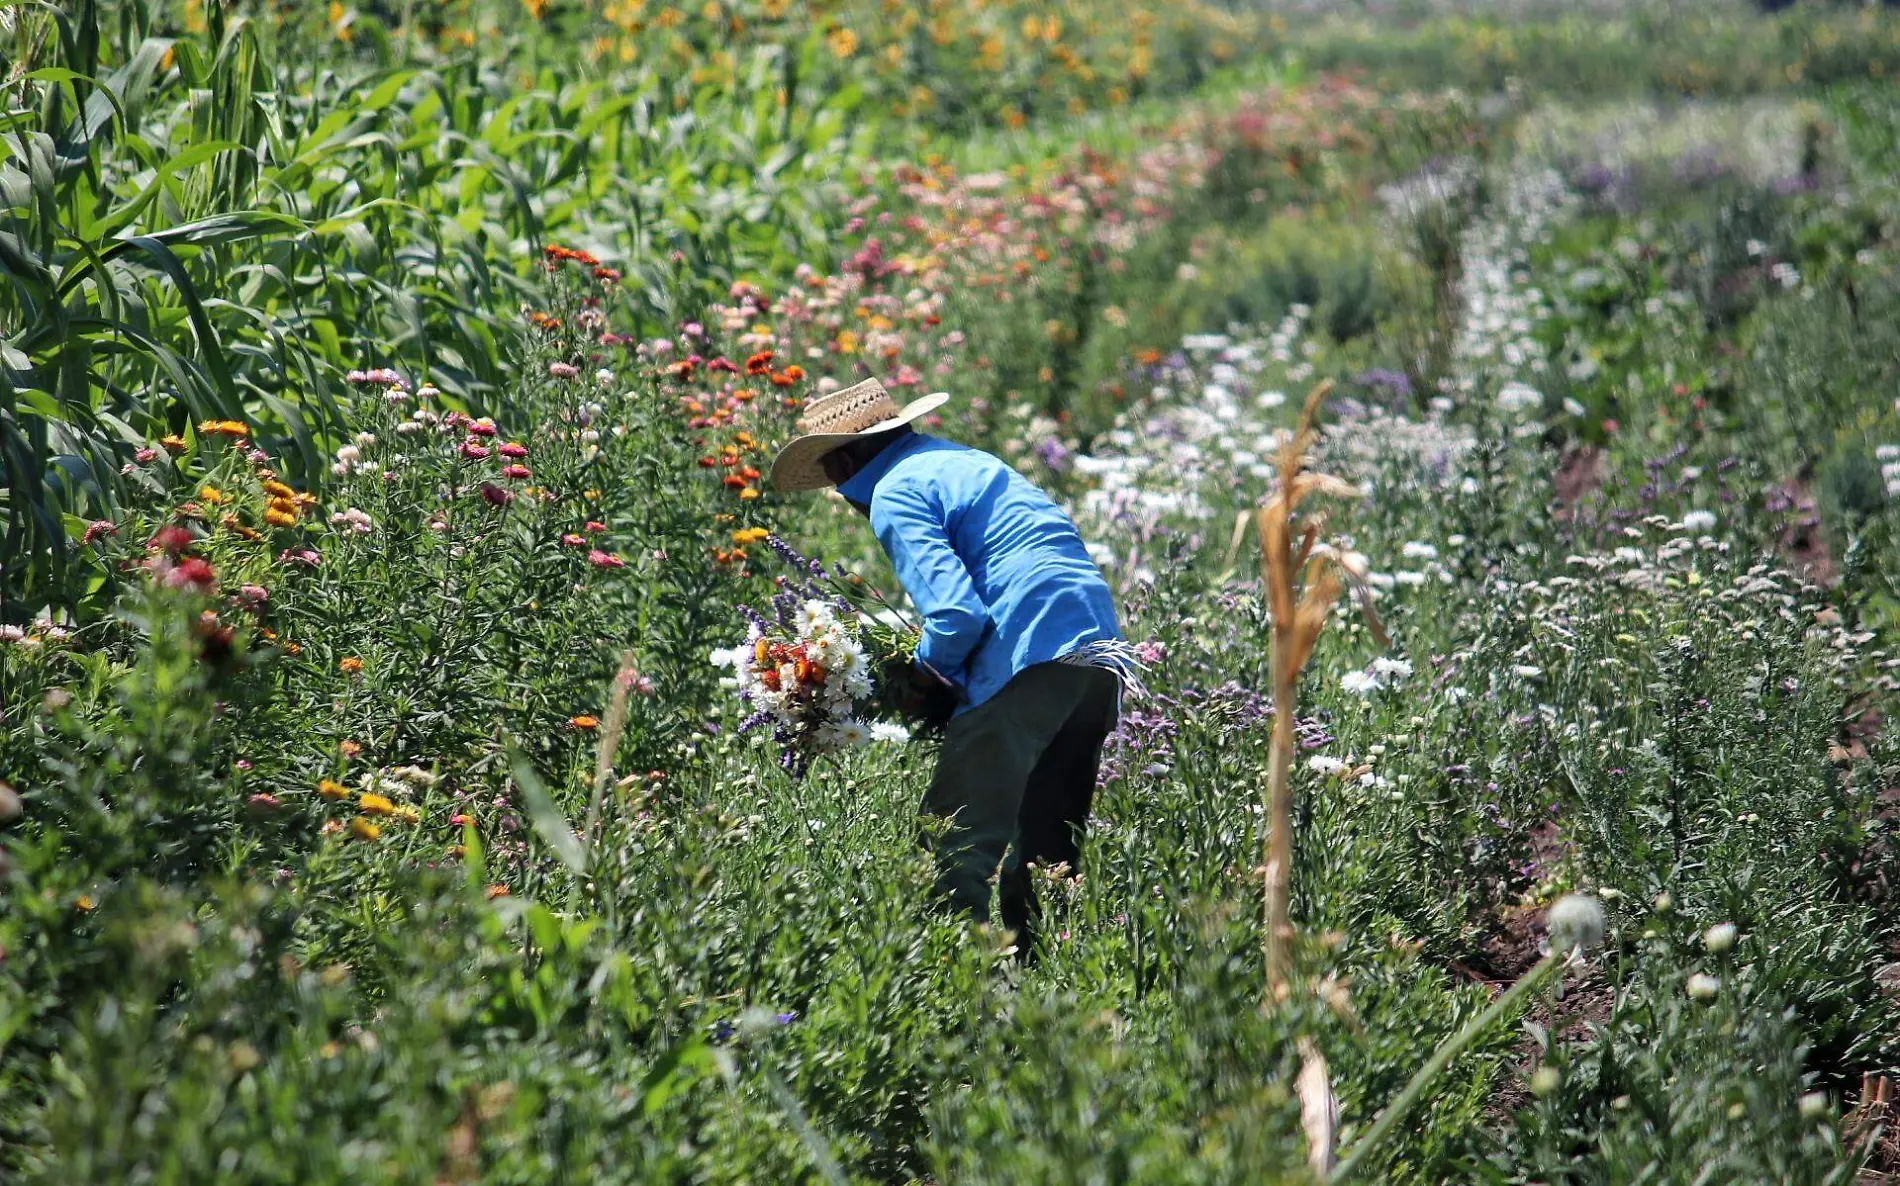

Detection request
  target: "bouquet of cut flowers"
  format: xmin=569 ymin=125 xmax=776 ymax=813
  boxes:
xmin=712 ymin=535 xmax=955 ymax=779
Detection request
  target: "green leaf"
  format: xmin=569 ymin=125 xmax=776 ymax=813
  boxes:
xmin=506 ymin=738 xmax=585 ymax=874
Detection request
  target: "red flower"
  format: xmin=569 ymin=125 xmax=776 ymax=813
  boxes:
xmin=708 ymin=357 xmax=740 ymax=374
xmin=721 ymin=474 xmax=747 ymax=488
xmin=744 ymin=351 xmax=774 ymax=376
xmin=83 ymin=519 xmax=117 ymax=544
xmin=498 ymin=442 xmax=529 ymax=458
xmin=150 ymin=525 xmax=194 ymax=555
xmin=586 ymin=549 xmax=625 ymax=569
xmin=500 ymin=464 xmax=531 ymax=480
xmin=162 ymin=556 xmax=219 ymax=593
xmin=697 ymin=456 xmax=717 ymax=468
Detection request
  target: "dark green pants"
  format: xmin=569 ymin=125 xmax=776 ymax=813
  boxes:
xmin=923 ymin=662 xmax=1120 ymax=944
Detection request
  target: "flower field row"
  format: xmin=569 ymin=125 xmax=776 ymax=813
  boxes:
xmin=8 ymin=1 xmax=1900 ymax=1182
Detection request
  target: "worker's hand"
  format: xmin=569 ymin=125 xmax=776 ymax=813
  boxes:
xmin=879 ymin=656 xmax=958 ymax=732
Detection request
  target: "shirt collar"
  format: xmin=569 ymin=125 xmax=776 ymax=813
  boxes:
xmin=837 ymin=431 xmax=927 ymax=504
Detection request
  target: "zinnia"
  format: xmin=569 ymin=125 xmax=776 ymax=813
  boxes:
xmin=586 ymin=549 xmax=625 ymax=569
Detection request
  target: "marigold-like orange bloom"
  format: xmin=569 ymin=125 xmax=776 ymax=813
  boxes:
xmin=744 ymin=350 xmax=774 ymax=375
xmin=199 ymin=419 xmax=250 ymax=438
xmin=262 ymin=480 xmax=295 ymax=499
xmin=570 ymin=714 xmax=599 ymax=730
xmin=160 ymin=434 xmax=188 ymax=454
xmin=339 ymin=740 xmax=362 ymax=757
xmin=485 ymin=884 xmax=510 ymax=900
xmin=338 ymin=656 xmax=364 ymax=674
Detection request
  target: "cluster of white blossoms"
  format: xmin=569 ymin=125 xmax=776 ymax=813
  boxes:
xmin=713 ymin=600 xmax=905 ymax=759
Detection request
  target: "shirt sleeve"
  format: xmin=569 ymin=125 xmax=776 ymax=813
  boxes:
xmin=871 ymin=480 xmax=989 ymax=681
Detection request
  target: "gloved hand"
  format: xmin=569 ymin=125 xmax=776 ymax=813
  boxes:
xmin=880 ymin=656 xmax=959 ymax=733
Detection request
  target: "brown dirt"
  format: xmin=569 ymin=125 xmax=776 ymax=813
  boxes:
xmin=1779 ymin=478 xmax=1837 ymax=587
xmin=1552 ymin=445 xmax=1604 ymax=520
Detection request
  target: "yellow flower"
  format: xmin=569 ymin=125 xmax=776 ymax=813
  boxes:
xmin=262 ymin=480 xmax=295 ymax=499
xmin=826 ymin=26 xmax=858 ymax=57
xmin=76 ymin=894 xmax=94 ymax=912
xmin=198 ymin=485 xmax=228 ymax=505
xmin=835 ymin=330 xmax=860 ymax=355
xmin=160 ymin=434 xmax=188 ymax=454
xmin=349 ymin=817 xmax=381 ymax=841
xmin=392 ymin=805 xmax=422 ymax=824
xmin=318 ymin=779 xmax=351 ymax=801
xmin=358 ymin=792 xmax=396 ymax=817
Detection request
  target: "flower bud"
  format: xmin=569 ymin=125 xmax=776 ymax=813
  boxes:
xmin=1703 ymin=923 xmax=1737 ymax=955
xmin=1686 ymin=972 xmax=1720 ymax=1003
xmin=1529 ymin=1066 xmax=1562 ymax=1098
xmin=1547 ymin=894 xmax=1605 ymax=954
xmin=1799 ymin=1092 xmax=1829 ymax=1119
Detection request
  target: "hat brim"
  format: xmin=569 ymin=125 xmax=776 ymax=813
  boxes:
xmin=769 ymin=391 xmax=951 ymax=492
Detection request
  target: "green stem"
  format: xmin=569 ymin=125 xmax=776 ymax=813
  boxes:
xmin=1330 ymin=952 xmax=1565 ymax=1183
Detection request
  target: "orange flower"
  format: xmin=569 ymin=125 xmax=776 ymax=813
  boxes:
xmin=339 ymin=740 xmax=362 ymax=757
xmin=338 ymin=657 xmax=364 ymax=674
xmin=570 ymin=715 xmax=600 ymax=730
xmin=318 ymin=779 xmax=351 ymax=800
xmin=262 ymin=480 xmax=295 ymax=499
xmin=199 ymin=419 xmax=250 ymax=438
xmin=485 ymin=884 xmax=510 ymax=900
xmin=744 ymin=350 xmax=774 ymax=376
xmin=358 ymin=792 xmax=396 ymax=816
xmin=349 ymin=817 xmax=381 ymax=841
xmin=160 ymin=434 xmax=188 ymax=454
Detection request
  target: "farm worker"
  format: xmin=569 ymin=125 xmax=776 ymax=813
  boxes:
xmin=771 ymin=377 xmax=1138 ymax=951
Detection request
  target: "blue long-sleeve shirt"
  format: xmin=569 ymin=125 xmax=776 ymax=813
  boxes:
xmin=838 ymin=432 xmax=1120 ymax=714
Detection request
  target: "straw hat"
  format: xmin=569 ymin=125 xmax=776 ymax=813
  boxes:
xmin=769 ymin=377 xmax=949 ymax=492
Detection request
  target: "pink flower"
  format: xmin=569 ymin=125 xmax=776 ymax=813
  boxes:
xmin=466 ymin=418 xmax=498 ymax=437
xmin=498 ymin=441 xmax=528 ymax=458
xmin=549 ymin=362 xmax=579 ymax=379
xmin=478 ymin=483 xmax=514 ymax=507
xmin=278 ymin=548 xmax=321 ymax=568
xmin=134 ymin=447 xmax=157 ymax=464
xmin=159 ymin=556 xmax=219 ymax=593
xmin=83 ymin=519 xmax=117 ymax=544
xmin=460 ymin=440 xmax=491 ymax=460
xmin=560 ymin=533 xmax=587 ymax=548
xmin=1134 ymin=639 xmax=1167 ymax=664
xmin=585 ymin=521 xmax=606 ymax=533
xmin=237 ymin=584 xmax=270 ymax=607
xmin=500 ymin=464 xmax=531 ymax=480
xmin=586 ymin=549 xmax=625 ymax=569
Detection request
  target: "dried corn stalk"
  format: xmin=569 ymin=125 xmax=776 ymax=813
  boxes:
xmin=1256 ymin=380 xmax=1386 ymax=1002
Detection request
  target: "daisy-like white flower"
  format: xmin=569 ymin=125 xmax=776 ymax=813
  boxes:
xmin=1340 ymin=670 xmax=1379 ymax=696
xmin=793 ymin=599 xmax=835 ymax=637
xmin=870 ymin=721 xmax=910 ymax=743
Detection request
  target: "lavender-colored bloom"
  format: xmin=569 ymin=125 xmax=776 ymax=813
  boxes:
xmin=1353 ymin=368 xmax=1413 ymax=398
xmin=1034 ymin=437 xmax=1072 ymax=473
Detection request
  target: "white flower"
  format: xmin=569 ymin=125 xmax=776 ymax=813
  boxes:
xmin=870 ymin=721 xmax=910 ymax=743
xmin=1546 ymin=894 xmax=1605 ymax=953
xmin=1340 ymin=670 xmax=1379 ymax=696
xmin=354 ymin=431 xmax=377 ymax=448
xmin=1307 ymin=755 xmax=1347 ymax=775
xmin=793 ymin=599 xmax=835 ymax=638
xmin=1370 ymin=657 xmax=1414 ymax=681
xmin=1401 ymin=541 xmax=1438 ymax=561
xmin=1497 ymin=381 xmax=1542 ymax=413
xmin=1686 ymin=972 xmax=1721 ymax=1003
xmin=1703 ymin=923 xmax=1737 ymax=954
xmin=1680 ymin=510 xmax=1717 ymax=533
xmin=1513 ymin=665 xmax=1544 ymax=679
